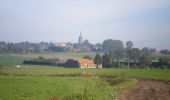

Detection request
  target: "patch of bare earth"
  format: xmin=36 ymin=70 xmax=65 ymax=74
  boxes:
xmin=119 ymin=79 xmax=170 ymax=100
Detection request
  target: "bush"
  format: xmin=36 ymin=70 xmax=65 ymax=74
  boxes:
xmin=38 ymin=56 xmax=44 ymax=60
xmin=83 ymin=55 xmax=92 ymax=60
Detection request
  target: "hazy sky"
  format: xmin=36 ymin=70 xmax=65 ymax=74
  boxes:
xmin=0 ymin=0 xmax=170 ymax=50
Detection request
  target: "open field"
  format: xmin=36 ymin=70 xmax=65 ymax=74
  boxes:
xmin=0 ymin=52 xmax=97 ymax=66
xmin=0 ymin=66 xmax=136 ymax=100
xmin=1 ymin=65 xmax=170 ymax=80
xmin=12 ymin=52 xmax=97 ymax=60
xmin=0 ymin=53 xmax=170 ymax=100
xmin=0 ymin=52 xmax=169 ymax=66
xmin=0 ymin=76 xmax=127 ymax=100
xmin=0 ymin=65 xmax=170 ymax=100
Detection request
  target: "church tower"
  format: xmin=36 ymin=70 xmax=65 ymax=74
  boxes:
xmin=78 ymin=31 xmax=83 ymax=45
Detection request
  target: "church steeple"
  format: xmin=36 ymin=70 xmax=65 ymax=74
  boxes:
xmin=78 ymin=31 xmax=83 ymax=45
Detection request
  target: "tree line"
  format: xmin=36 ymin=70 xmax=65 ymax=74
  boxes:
xmin=93 ymin=39 xmax=170 ymax=69
xmin=0 ymin=41 xmax=101 ymax=53
xmin=0 ymin=41 xmax=48 ymax=54
xmin=0 ymin=39 xmax=170 ymax=56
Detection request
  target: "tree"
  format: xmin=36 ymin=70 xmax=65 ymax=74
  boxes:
xmin=12 ymin=44 xmax=24 ymax=54
xmin=140 ymin=55 xmax=152 ymax=68
xmin=140 ymin=47 xmax=153 ymax=68
xmin=103 ymin=39 xmax=124 ymax=52
xmin=125 ymin=41 xmax=134 ymax=68
xmin=160 ymin=49 xmax=170 ymax=55
xmin=83 ymin=55 xmax=92 ymax=60
xmin=115 ymin=50 xmax=124 ymax=67
xmin=126 ymin=41 xmax=133 ymax=49
xmin=83 ymin=39 xmax=92 ymax=48
xmin=48 ymin=45 xmax=64 ymax=52
xmin=103 ymin=39 xmax=115 ymax=52
xmin=141 ymin=47 xmax=150 ymax=55
xmin=94 ymin=53 xmax=102 ymax=68
xmin=0 ymin=44 xmax=9 ymax=53
xmin=159 ymin=57 xmax=170 ymax=68
xmin=93 ymin=43 xmax=103 ymax=52
xmin=102 ymin=39 xmax=124 ymax=67
xmin=149 ymin=48 xmax=156 ymax=53
xmin=34 ymin=44 xmax=41 ymax=53
xmin=102 ymin=52 xmax=111 ymax=68
xmin=131 ymin=48 xmax=140 ymax=63
xmin=38 ymin=56 xmax=44 ymax=60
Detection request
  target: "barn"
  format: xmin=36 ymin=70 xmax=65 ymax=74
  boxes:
xmin=62 ymin=59 xmax=102 ymax=68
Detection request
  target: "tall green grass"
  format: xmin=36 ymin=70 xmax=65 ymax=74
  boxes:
xmin=0 ymin=65 xmax=169 ymax=100
xmin=0 ymin=76 xmax=128 ymax=100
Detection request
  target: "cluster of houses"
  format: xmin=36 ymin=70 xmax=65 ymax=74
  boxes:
xmin=50 ymin=33 xmax=102 ymax=52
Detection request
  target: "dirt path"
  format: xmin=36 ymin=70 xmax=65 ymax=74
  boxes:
xmin=119 ymin=79 xmax=170 ymax=100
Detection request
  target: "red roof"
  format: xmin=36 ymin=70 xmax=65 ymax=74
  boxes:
xmin=78 ymin=59 xmax=94 ymax=65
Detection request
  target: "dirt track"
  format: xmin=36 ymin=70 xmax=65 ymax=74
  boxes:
xmin=119 ymin=79 xmax=170 ymax=100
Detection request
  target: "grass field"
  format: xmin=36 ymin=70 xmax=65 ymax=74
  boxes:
xmin=0 ymin=76 xmax=125 ymax=100
xmin=14 ymin=52 xmax=97 ymax=60
xmin=0 ymin=66 xmax=137 ymax=100
xmin=0 ymin=52 xmax=97 ymax=66
xmin=0 ymin=65 xmax=170 ymax=100
xmin=1 ymin=65 xmax=170 ymax=80
xmin=0 ymin=53 xmax=170 ymax=100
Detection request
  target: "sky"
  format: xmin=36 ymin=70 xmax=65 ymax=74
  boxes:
xmin=0 ymin=0 xmax=170 ymax=50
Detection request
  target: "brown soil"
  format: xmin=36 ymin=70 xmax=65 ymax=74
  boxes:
xmin=119 ymin=79 xmax=170 ymax=100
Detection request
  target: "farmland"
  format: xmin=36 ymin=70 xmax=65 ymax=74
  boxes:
xmin=0 ymin=66 xmax=136 ymax=100
xmin=0 ymin=53 xmax=170 ymax=100
xmin=0 ymin=66 xmax=170 ymax=100
xmin=1 ymin=65 xmax=170 ymax=80
xmin=0 ymin=52 xmax=96 ymax=66
xmin=0 ymin=76 xmax=123 ymax=100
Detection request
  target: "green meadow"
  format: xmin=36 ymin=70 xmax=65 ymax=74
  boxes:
xmin=1 ymin=66 xmax=170 ymax=100
xmin=0 ymin=66 xmax=135 ymax=100
xmin=1 ymin=65 xmax=170 ymax=80
xmin=0 ymin=53 xmax=170 ymax=100
xmin=0 ymin=52 xmax=96 ymax=66
xmin=0 ymin=76 xmax=123 ymax=100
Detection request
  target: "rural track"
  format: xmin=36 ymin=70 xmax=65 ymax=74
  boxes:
xmin=118 ymin=78 xmax=170 ymax=100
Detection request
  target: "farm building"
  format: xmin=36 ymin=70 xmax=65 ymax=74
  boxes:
xmin=61 ymin=59 xmax=102 ymax=68
xmin=23 ymin=57 xmax=102 ymax=68
xmin=78 ymin=59 xmax=102 ymax=68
